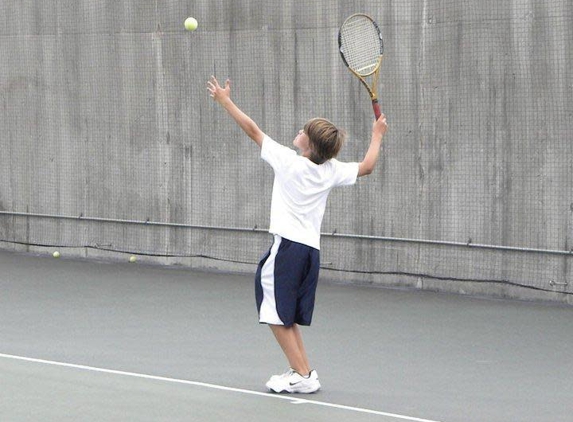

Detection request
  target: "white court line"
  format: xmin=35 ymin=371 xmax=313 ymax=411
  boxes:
xmin=0 ymin=353 xmax=442 ymax=422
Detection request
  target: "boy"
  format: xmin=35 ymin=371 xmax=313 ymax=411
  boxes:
xmin=207 ymin=76 xmax=387 ymax=393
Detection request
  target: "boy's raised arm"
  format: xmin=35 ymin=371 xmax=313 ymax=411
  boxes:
xmin=358 ymin=114 xmax=388 ymax=177
xmin=207 ymin=76 xmax=265 ymax=147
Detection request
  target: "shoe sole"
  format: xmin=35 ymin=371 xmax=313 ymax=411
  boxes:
xmin=267 ymin=383 xmax=321 ymax=394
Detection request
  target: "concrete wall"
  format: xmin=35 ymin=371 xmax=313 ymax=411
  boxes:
xmin=0 ymin=0 xmax=571 ymax=303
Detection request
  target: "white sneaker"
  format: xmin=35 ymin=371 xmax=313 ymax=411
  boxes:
xmin=265 ymin=369 xmax=321 ymax=394
xmin=268 ymin=368 xmax=295 ymax=383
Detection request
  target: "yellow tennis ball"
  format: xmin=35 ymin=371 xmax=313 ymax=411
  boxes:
xmin=184 ymin=17 xmax=198 ymax=31
xmin=129 ymin=256 xmax=137 ymax=263
xmin=53 ymin=251 xmax=60 ymax=258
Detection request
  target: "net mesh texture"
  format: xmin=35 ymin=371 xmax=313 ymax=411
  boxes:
xmin=0 ymin=0 xmax=571 ymax=299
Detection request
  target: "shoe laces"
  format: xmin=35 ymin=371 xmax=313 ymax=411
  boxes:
xmin=281 ymin=368 xmax=296 ymax=378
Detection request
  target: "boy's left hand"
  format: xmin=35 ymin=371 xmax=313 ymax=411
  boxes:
xmin=207 ymin=76 xmax=231 ymax=105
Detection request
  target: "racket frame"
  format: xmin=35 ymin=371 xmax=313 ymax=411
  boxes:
xmin=338 ymin=13 xmax=384 ymax=118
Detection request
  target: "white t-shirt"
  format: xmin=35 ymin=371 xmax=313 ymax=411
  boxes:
xmin=261 ymin=135 xmax=359 ymax=250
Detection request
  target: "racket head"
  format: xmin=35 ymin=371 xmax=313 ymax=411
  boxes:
xmin=338 ymin=14 xmax=384 ymax=77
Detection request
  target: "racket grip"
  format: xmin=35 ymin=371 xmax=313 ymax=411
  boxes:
xmin=372 ymin=99 xmax=381 ymax=120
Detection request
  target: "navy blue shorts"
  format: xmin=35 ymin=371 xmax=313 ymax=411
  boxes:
xmin=255 ymin=235 xmax=320 ymax=327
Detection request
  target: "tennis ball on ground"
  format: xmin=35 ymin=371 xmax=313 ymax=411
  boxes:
xmin=129 ymin=256 xmax=137 ymax=263
xmin=184 ymin=17 xmax=198 ymax=31
xmin=53 ymin=251 xmax=60 ymax=258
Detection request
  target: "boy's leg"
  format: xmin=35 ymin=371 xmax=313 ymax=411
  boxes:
xmin=292 ymin=324 xmax=310 ymax=372
xmin=266 ymin=323 xmax=320 ymax=393
xmin=269 ymin=324 xmax=311 ymax=376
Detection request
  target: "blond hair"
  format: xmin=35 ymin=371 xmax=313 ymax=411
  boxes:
xmin=304 ymin=118 xmax=346 ymax=165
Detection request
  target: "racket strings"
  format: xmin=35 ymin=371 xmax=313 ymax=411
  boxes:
xmin=340 ymin=17 xmax=382 ymax=76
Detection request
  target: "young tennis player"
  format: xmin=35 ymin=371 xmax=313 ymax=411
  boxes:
xmin=207 ymin=76 xmax=387 ymax=393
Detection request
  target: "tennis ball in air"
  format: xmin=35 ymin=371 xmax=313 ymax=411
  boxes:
xmin=184 ymin=17 xmax=198 ymax=31
xmin=53 ymin=251 xmax=60 ymax=258
xmin=129 ymin=256 xmax=137 ymax=263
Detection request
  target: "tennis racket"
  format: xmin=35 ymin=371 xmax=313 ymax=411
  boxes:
xmin=338 ymin=13 xmax=384 ymax=119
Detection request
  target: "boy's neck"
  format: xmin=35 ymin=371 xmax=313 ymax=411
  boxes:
xmin=296 ymin=147 xmax=312 ymax=159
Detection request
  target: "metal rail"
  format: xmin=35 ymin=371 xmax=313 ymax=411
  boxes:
xmin=1 ymin=210 xmax=572 ymax=256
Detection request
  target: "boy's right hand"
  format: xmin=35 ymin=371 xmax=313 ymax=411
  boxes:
xmin=207 ymin=76 xmax=231 ymax=106
xmin=373 ymin=113 xmax=388 ymax=139
xmin=358 ymin=113 xmax=388 ymax=177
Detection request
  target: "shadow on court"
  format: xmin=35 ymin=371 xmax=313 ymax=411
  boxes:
xmin=0 ymin=250 xmax=571 ymax=422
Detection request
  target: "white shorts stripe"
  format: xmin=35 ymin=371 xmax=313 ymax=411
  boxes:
xmin=259 ymin=235 xmax=284 ymax=325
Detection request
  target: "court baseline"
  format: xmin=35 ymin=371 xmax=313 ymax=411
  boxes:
xmin=0 ymin=352 xmax=442 ymax=422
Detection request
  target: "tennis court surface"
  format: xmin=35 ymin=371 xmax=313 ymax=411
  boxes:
xmin=1 ymin=249 xmax=571 ymax=422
